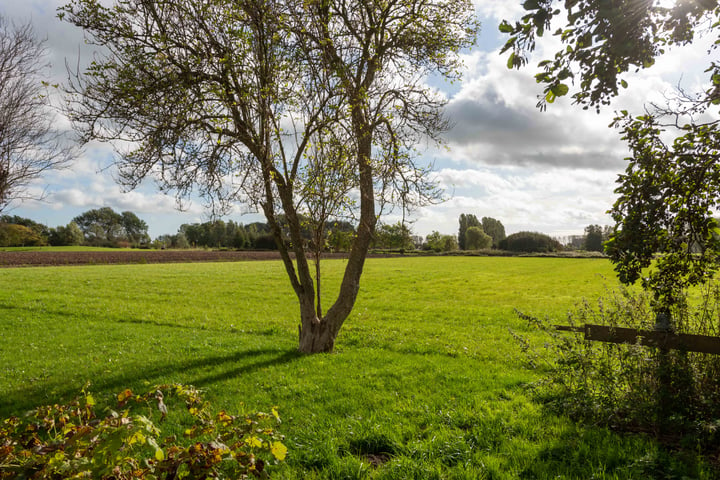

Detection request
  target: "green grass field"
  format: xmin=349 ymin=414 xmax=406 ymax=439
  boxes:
xmin=0 ymin=257 xmax=713 ymax=478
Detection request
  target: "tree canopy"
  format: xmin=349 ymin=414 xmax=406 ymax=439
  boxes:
xmin=481 ymin=216 xmax=506 ymax=248
xmin=465 ymin=226 xmax=492 ymax=250
xmin=458 ymin=213 xmax=481 ymax=250
xmin=502 ymin=0 xmax=720 ymax=315
xmin=500 ymin=231 xmax=561 ymax=253
xmin=583 ymin=224 xmax=603 ymax=252
xmin=61 ymin=0 xmax=479 ymax=352
xmin=72 ymin=207 xmax=149 ymax=247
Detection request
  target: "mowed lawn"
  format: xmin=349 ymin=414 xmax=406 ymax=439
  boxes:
xmin=0 ymin=257 xmax=712 ymax=478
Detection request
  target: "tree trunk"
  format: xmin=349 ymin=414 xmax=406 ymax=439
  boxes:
xmin=298 ymin=311 xmax=337 ymax=353
xmin=298 ymin=107 xmax=375 ymax=353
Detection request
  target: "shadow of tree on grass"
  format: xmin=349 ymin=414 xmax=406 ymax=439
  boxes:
xmin=0 ymin=347 xmax=302 ymax=417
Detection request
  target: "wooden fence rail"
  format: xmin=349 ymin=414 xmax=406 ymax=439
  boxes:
xmin=554 ymin=324 xmax=720 ymax=355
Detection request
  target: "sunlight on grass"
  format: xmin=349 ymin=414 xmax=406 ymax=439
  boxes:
xmin=0 ymin=257 xmax=714 ymax=478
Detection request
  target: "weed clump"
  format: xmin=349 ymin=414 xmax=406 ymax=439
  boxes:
xmin=514 ymin=284 xmax=720 ymax=451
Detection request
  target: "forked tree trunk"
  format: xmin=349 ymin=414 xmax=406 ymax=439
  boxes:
xmin=298 ymin=311 xmax=338 ymax=353
xmin=297 ymin=111 xmax=375 ymax=353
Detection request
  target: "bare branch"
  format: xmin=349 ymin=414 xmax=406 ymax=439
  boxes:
xmin=0 ymin=15 xmax=74 ymax=212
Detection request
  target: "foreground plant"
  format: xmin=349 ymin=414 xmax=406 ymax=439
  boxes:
xmin=514 ymin=284 xmax=720 ymax=451
xmin=0 ymin=384 xmax=286 ymax=479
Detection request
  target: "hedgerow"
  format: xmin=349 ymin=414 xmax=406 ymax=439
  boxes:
xmin=513 ymin=284 xmax=720 ymax=451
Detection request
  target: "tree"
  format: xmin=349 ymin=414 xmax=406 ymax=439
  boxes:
xmin=121 ymin=211 xmax=150 ymax=246
xmin=500 ymin=231 xmax=560 ymax=253
xmin=72 ymin=207 xmax=148 ymax=246
xmin=0 ymin=15 xmax=73 ymax=212
xmin=373 ymin=222 xmax=415 ymax=251
xmin=501 ymin=1 xmax=720 ymax=320
xmin=0 ymin=222 xmax=45 ymax=247
xmin=49 ymin=221 xmax=84 ymax=246
xmin=458 ymin=213 xmax=481 ymax=250
xmin=73 ymin=207 xmax=125 ymax=246
xmin=326 ymin=220 xmax=355 ymax=252
xmin=0 ymin=214 xmax=50 ymax=239
xmin=465 ymin=226 xmax=492 ymax=250
xmin=442 ymin=235 xmax=459 ymax=252
xmin=481 ymin=217 xmax=506 ymax=248
xmin=425 ymin=231 xmax=458 ymax=252
xmin=583 ymin=224 xmax=603 ymax=252
xmin=61 ymin=0 xmax=478 ymax=353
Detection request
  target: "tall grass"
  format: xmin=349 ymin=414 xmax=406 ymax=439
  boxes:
xmin=0 ymin=257 xmax=715 ymax=478
xmin=515 ymin=283 xmax=720 ymax=453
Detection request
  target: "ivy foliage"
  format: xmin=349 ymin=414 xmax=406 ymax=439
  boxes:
xmin=0 ymin=384 xmax=285 ymax=479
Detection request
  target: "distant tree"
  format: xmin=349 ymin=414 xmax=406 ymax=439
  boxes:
xmin=373 ymin=222 xmax=414 ymax=251
xmin=73 ymin=207 xmax=148 ymax=246
xmin=0 ymin=16 xmax=74 ymax=212
xmin=583 ymin=224 xmax=604 ymax=252
xmin=326 ymin=220 xmax=355 ymax=253
xmin=253 ymin=234 xmax=278 ymax=250
xmin=0 ymin=215 xmax=50 ymax=239
xmin=0 ymin=223 xmax=45 ymax=246
xmin=481 ymin=217 xmax=506 ymax=248
xmin=155 ymin=232 xmax=190 ymax=249
xmin=121 ymin=211 xmax=150 ymax=246
xmin=442 ymin=235 xmax=459 ymax=252
xmin=465 ymin=226 xmax=492 ymax=250
xmin=425 ymin=231 xmax=443 ymax=252
xmin=425 ymin=231 xmax=459 ymax=252
xmin=458 ymin=214 xmax=481 ymax=250
xmin=209 ymin=220 xmax=227 ymax=248
xmin=227 ymin=222 xmax=249 ymax=249
xmin=500 ymin=231 xmax=561 ymax=253
xmin=49 ymin=221 xmax=84 ymax=246
xmin=73 ymin=207 xmax=123 ymax=245
xmin=173 ymin=232 xmax=190 ymax=249
xmin=411 ymin=235 xmax=424 ymax=250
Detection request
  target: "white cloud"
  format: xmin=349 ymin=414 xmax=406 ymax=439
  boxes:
xmin=411 ymin=165 xmax=617 ymax=238
xmin=473 ymin=0 xmax=523 ymax=22
xmin=443 ymin=41 xmax=639 ymax=171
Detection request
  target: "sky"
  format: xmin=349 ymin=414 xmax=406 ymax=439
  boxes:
xmin=1 ymin=0 xmax=713 ymax=240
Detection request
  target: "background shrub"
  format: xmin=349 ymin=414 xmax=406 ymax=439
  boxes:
xmin=500 ymin=231 xmax=561 ymax=253
xmin=0 ymin=223 xmax=46 ymax=247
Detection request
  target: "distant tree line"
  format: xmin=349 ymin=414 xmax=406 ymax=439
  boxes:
xmin=0 ymin=207 xmax=149 ymax=247
xmin=1 ymin=209 xmax=596 ymax=255
xmin=156 ymin=217 xmax=357 ymax=252
xmin=500 ymin=231 xmax=561 ymax=253
xmin=372 ymin=215 xmax=508 ymax=253
xmin=458 ymin=214 xmax=506 ymax=250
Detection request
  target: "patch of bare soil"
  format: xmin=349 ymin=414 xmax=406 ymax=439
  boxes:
xmin=0 ymin=250 xmax=352 ymax=267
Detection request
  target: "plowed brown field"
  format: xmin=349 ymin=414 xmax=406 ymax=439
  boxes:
xmin=0 ymin=250 xmax=352 ymax=267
